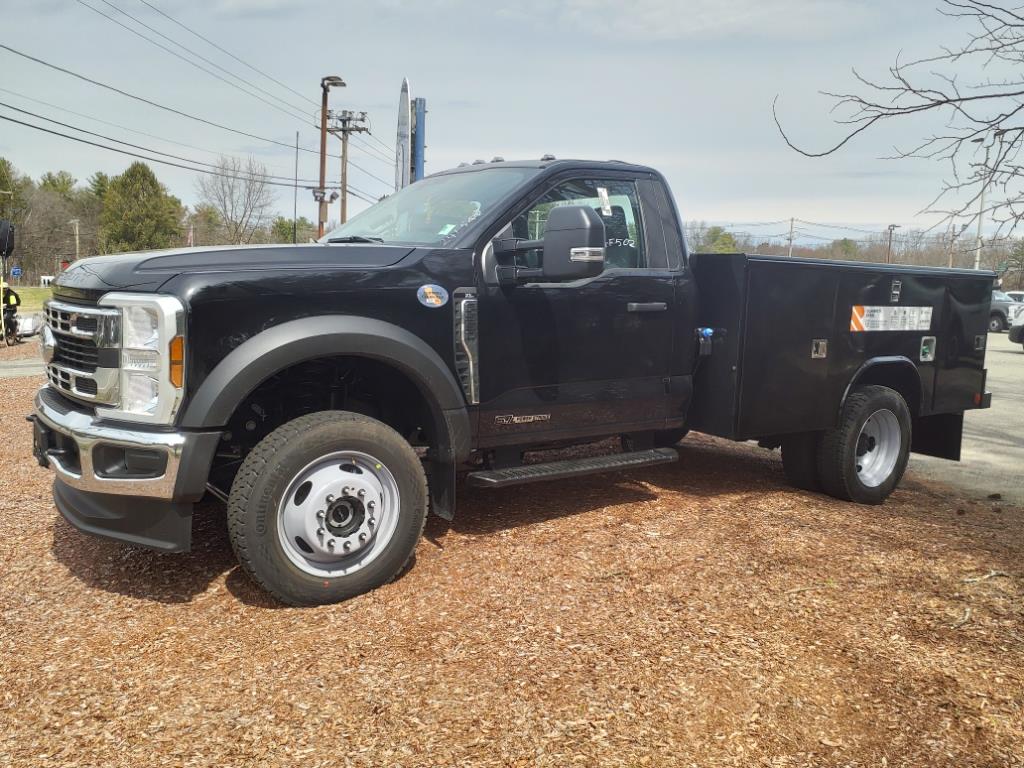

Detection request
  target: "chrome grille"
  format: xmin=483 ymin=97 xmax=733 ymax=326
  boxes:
xmin=53 ymin=334 xmax=100 ymax=372
xmin=44 ymin=299 xmax=121 ymax=405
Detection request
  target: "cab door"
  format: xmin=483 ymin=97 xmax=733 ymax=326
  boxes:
xmin=475 ymin=174 xmax=677 ymax=447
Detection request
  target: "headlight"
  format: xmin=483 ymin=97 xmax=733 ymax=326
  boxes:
xmin=123 ymin=305 xmax=160 ymax=349
xmin=97 ymin=293 xmax=186 ymax=424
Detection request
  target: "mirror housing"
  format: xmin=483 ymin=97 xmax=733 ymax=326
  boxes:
xmin=540 ymin=205 xmax=606 ymax=281
xmin=493 ymin=205 xmax=606 ymax=285
xmin=0 ymin=220 xmax=13 ymax=260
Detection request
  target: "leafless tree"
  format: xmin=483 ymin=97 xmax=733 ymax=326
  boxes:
xmin=195 ymin=156 xmax=276 ymax=244
xmin=775 ymin=1 xmax=1024 ymax=242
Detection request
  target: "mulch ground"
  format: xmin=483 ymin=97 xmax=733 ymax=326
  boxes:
xmin=0 ymin=341 xmax=38 ymax=362
xmin=1 ymin=374 xmax=1021 ymax=767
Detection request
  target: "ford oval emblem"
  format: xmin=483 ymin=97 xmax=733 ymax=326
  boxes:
xmin=417 ymin=284 xmax=449 ymax=308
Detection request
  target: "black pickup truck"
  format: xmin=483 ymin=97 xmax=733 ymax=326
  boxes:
xmin=25 ymin=158 xmax=993 ymax=605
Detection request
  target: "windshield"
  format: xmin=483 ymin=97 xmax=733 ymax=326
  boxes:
xmin=321 ymin=167 xmax=539 ymax=247
xmin=993 ymin=291 xmax=1011 ymax=301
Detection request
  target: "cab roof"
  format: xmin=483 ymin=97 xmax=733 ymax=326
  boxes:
xmin=431 ymin=157 xmax=658 ymax=177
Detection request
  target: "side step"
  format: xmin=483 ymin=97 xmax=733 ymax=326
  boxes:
xmin=467 ymin=447 xmax=678 ymax=489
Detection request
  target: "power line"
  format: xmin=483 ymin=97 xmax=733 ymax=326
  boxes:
xmin=101 ymin=0 xmax=312 ymax=117
xmin=351 ymin=136 xmax=396 ymax=166
xmin=0 ymin=101 xmax=331 ymax=186
xmin=364 ymin=130 xmax=395 ymax=156
xmin=135 ymin=0 xmax=319 ymax=109
xmin=333 ymin=136 xmax=395 ymax=188
xmin=0 ymin=86 xmax=299 ymax=177
xmin=1 ymin=44 xmax=394 ymax=200
xmin=795 ymin=218 xmax=883 ymax=235
xmin=0 ymin=111 xmax=339 ymax=191
xmin=0 ymin=44 xmax=339 ymax=161
xmin=74 ymin=0 xmax=309 ymax=123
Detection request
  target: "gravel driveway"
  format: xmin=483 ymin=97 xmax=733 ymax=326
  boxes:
xmin=1 ymin=375 xmax=1021 ymax=767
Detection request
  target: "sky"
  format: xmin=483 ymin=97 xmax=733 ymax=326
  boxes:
xmin=0 ymin=0 xmax=972 ymax=244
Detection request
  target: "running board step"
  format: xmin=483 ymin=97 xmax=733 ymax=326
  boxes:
xmin=467 ymin=447 xmax=678 ymax=489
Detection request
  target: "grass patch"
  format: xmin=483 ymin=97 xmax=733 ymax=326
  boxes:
xmin=13 ymin=286 xmax=51 ymax=313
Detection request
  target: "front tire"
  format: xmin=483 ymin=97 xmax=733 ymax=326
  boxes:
xmin=817 ymin=385 xmax=911 ymax=505
xmin=989 ymin=313 xmax=1006 ymax=332
xmin=227 ymin=411 xmax=428 ymax=606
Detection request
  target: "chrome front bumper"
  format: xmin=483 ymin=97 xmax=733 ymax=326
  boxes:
xmin=33 ymin=386 xmax=189 ymax=498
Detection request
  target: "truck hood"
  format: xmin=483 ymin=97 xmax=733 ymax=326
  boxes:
xmin=53 ymin=243 xmax=416 ymax=302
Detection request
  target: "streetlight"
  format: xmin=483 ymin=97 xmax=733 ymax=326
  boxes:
xmin=970 ymin=129 xmax=1009 ymax=270
xmin=317 ymin=75 xmax=346 ymax=238
xmin=885 ymin=224 xmax=900 ymax=264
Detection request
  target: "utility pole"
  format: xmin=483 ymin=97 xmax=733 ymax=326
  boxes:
xmin=787 ymin=217 xmax=795 ymax=258
xmin=336 ymin=111 xmax=369 ymax=224
xmin=885 ymin=224 xmax=900 ymax=264
xmin=293 ymin=131 xmax=299 ymax=244
xmin=69 ymin=219 xmax=80 ymax=260
xmin=974 ymin=155 xmax=988 ymax=271
xmin=317 ymin=76 xmax=346 ymax=238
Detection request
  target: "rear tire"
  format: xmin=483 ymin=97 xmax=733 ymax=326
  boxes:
xmin=989 ymin=313 xmax=1005 ymax=332
xmin=817 ymin=385 xmax=911 ymax=505
xmin=227 ymin=411 xmax=428 ymax=606
xmin=781 ymin=432 xmax=822 ymax=491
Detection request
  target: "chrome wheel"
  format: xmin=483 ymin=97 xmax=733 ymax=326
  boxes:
xmin=277 ymin=450 xmax=400 ymax=578
xmin=855 ymin=409 xmax=901 ymax=488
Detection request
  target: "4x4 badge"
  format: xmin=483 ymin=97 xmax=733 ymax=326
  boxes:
xmin=417 ymin=284 xmax=449 ymax=308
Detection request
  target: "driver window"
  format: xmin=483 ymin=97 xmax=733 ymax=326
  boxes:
xmin=511 ymin=179 xmax=646 ymax=269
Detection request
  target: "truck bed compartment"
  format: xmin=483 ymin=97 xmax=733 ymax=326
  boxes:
xmin=687 ymin=253 xmax=991 ymax=441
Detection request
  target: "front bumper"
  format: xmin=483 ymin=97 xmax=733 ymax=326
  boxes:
xmin=31 ymin=386 xmax=221 ymax=551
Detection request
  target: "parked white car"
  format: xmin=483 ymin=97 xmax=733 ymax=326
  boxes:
xmin=1010 ymin=302 xmax=1024 ymax=348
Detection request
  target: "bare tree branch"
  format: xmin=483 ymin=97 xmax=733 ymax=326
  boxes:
xmin=195 ymin=156 xmax=276 ymax=245
xmin=775 ymin=0 xmax=1024 ymax=242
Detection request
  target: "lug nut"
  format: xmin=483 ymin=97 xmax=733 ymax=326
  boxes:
xmin=327 ymin=539 xmax=336 ymax=550
xmin=343 ymin=541 xmax=352 ymax=552
xmin=317 ymin=527 xmax=325 ymax=536
xmin=326 ymin=495 xmax=334 ymax=503
xmin=367 ymin=501 xmax=375 ymax=511
xmin=357 ymin=488 xmax=366 ymax=498
xmin=368 ymin=517 xmax=376 ymax=528
xmin=358 ymin=533 xmax=367 ymax=543
xmin=316 ymin=510 xmax=325 ymax=520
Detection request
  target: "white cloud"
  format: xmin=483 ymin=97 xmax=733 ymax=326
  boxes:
xmin=499 ymin=0 xmax=876 ymax=41
xmin=210 ymin=0 xmax=313 ymax=17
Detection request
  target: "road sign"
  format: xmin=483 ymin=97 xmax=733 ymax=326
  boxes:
xmin=10 ymin=266 xmax=22 ymax=279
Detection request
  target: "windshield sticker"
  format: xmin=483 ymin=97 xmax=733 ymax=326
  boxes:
xmin=597 ymin=187 xmax=612 ymax=216
xmin=437 ymin=224 xmax=456 ymax=236
xmin=417 ymin=284 xmax=449 ymax=308
xmin=850 ymin=305 xmax=932 ymax=332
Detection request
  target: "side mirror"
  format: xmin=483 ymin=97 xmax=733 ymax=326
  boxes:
xmin=493 ymin=205 xmax=606 ymax=285
xmin=0 ymin=220 xmax=13 ymax=259
xmin=540 ymin=205 xmax=605 ymax=281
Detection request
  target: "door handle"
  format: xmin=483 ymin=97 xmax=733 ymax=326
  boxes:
xmin=627 ymin=302 xmax=668 ymax=313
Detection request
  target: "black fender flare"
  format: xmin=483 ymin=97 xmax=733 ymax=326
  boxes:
xmin=840 ymin=356 xmax=923 ymax=417
xmin=179 ymin=316 xmax=472 ymax=467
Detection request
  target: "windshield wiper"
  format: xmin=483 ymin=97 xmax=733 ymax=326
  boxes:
xmin=326 ymin=235 xmax=384 ymax=244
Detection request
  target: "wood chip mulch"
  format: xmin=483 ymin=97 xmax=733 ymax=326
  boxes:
xmin=0 ymin=341 xmax=39 ymax=362
xmin=1 ymin=375 xmax=1021 ymax=767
